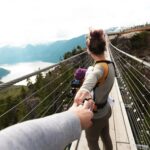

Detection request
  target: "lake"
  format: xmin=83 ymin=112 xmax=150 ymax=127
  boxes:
xmin=0 ymin=61 xmax=54 ymax=85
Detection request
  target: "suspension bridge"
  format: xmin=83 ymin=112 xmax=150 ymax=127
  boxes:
xmin=0 ymin=35 xmax=149 ymax=150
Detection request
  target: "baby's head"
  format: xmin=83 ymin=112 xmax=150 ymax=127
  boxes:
xmin=74 ymin=68 xmax=87 ymax=80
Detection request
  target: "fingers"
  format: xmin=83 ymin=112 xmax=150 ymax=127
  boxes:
xmin=73 ymin=99 xmax=94 ymax=111
xmin=83 ymin=100 xmax=89 ymax=109
xmin=74 ymin=97 xmax=82 ymax=105
xmin=74 ymin=90 xmax=90 ymax=105
xmin=70 ymin=101 xmax=94 ymax=129
xmin=83 ymin=100 xmax=94 ymax=111
xmin=88 ymin=108 xmax=94 ymax=119
xmin=88 ymin=100 xmax=95 ymax=111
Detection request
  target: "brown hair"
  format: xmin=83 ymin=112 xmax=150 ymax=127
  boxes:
xmin=86 ymin=29 xmax=106 ymax=55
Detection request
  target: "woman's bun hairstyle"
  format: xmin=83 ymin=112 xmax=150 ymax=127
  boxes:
xmin=87 ymin=29 xmax=106 ymax=55
xmin=90 ymin=30 xmax=104 ymax=40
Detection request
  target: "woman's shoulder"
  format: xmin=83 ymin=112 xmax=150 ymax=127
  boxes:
xmin=94 ymin=63 xmax=105 ymax=71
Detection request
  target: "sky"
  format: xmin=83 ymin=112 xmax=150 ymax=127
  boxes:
xmin=0 ymin=0 xmax=150 ymax=46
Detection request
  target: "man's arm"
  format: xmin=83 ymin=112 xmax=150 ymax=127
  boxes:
xmin=0 ymin=101 xmax=93 ymax=150
xmin=0 ymin=111 xmax=81 ymax=150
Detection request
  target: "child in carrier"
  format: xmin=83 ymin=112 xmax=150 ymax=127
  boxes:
xmin=69 ymin=68 xmax=87 ymax=97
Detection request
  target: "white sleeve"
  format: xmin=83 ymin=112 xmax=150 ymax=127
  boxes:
xmin=80 ymin=66 xmax=104 ymax=92
xmin=0 ymin=111 xmax=81 ymax=150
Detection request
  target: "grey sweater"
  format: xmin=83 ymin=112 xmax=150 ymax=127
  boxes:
xmin=0 ymin=111 xmax=81 ymax=150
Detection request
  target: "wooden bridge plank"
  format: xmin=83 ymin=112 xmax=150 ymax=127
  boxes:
xmin=111 ymin=79 xmax=129 ymax=143
xmin=115 ymin=79 xmax=137 ymax=150
xmin=71 ymin=130 xmax=105 ymax=150
xmin=109 ymin=109 xmax=117 ymax=150
xmin=77 ymin=131 xmax=89 ymax=150
xmin=117 ymin=143 xmax=131 ymax=150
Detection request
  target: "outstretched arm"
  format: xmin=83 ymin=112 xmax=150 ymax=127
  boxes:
xmin=0 ymin=101 xmax=93 ymax=150
xmin=74 ymin=65 xmax=104 ymax=104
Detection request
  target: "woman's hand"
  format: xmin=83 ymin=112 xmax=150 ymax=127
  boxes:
xmin=74 ymin=89 xmax=92 ymax=105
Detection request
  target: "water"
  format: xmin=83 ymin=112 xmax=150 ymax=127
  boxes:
xmin=0 ymin=61 xmax=54 ymax=85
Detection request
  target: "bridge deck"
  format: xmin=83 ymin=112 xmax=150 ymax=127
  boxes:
xmin=70 ymin=78 xmax=137 ymax=150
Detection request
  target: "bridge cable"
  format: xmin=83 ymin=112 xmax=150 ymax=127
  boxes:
xmin=111 ymin=49 xmax=150 ymax=145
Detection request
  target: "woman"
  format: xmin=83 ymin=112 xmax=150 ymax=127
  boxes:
xmin=74 ymin=29 xmax=115 ymax=150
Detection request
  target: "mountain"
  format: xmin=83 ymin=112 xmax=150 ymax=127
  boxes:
xmin=106 ymin=27 xmax=128 ymax=33
xmin=0 ymin=34 xmax=86 ymax=64
xmin=0 ymin=68 xmax=10 ymax=79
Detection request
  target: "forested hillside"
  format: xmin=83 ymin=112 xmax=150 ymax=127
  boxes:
xmin=110 ymin=31 xmax=150 ymax=62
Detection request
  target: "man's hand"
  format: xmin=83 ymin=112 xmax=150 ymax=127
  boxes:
xmin=69 ymin=101 xmax=94 ymax=129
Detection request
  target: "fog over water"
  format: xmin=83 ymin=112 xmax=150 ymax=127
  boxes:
xmin=0 ymin=61 xmax=54 ymax=85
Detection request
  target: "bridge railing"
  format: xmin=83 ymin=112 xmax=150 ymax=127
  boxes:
xmin=0 ymin=52 xmax=93 ymax=130
xmin=109 ymin=42 xmax=150 ymax=149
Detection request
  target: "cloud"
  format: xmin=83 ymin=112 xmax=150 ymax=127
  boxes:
xmin=0 ymin=0 xmax=149 ymax=46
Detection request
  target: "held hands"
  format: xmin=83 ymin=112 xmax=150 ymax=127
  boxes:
xmin=72 ymin=89 xmax=95 ymax=129
xmin=69 ymin=100 xmax=94 ymax=129
xmin=74 ymin=89 xmax=92 ymax=105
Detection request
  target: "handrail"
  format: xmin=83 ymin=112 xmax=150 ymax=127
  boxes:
xmin=0 ymin=51 xmax=87 ymax=90
xmin=109 ymin=43 xmax=150 ymax=68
